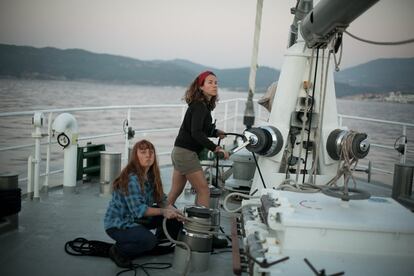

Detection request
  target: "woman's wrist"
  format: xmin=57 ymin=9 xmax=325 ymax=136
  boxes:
xmin=160 ymin=208 xmax=164 ymax=216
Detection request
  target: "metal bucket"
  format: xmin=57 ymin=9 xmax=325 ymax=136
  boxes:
xmin=231 ymin=148 xmax=256 ymax=180
xmin=209 ymin=187 xmax=221 ymax=210
xmin=100 ymin=152 xmax=121 ymax=196
xmin=392 ymin=163 xmax=413 ymax=199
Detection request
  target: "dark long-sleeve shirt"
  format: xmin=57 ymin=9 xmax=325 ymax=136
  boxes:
xmin=174 ymin=101 xmax=217 ymax=153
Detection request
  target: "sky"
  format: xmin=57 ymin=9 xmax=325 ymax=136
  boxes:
xmin=0 ymin=0 xmax=413 ymax=70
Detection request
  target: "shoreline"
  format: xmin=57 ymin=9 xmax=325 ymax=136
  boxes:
xmin=340 ymin=91 xmax=414 ymax=104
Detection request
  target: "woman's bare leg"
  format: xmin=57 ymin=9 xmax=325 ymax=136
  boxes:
xmin=167 ymin=169 xmax=187 ymax=205
xmin=185 ymin=170 xmax=210 ymax=207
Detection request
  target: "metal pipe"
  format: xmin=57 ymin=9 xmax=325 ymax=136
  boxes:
xmin=244 ymin=0 xmax=264 ymax=128
xmin=288 ymin=0 xmax=313 ymax=47
xmin=224 ymin=102 xmax=228 ymax=132
xmin=44 ymin=112 xmax=53 ymax=191
xmin=300 ymin=0 xmax=379 ymax=48
xmin=27 ymin=155 xmax=33 ymax=198
xmin=52 ymin=113 xmax=79 ymax=192
xmin=402 ymin=125 xmax=407 ymax=165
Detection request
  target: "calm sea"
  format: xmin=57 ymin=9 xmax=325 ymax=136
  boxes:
xmin=0 ymin=79 xmax=413 ymax=186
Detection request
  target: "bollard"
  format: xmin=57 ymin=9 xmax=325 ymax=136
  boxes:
xmin=0 ymin=174 xmax=20 ymax=235
xmin=100 ymin=152 xmax=121 ymax=196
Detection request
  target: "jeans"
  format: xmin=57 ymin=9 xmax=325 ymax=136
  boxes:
xmin=106 ymin=216 xmax=182 ymax=259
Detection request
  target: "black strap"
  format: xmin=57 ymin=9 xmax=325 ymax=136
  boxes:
xmin=64 ymin=237 xmax=113 ymax=257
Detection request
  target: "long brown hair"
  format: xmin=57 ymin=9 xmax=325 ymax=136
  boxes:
xmin=184 ymin=71 xmax=218 ymax=110
xmin=112 ymin=139 xmax=164 ymax=203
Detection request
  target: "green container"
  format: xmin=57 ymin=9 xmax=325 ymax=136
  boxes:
xmin=77 ymin=142 xmax=106 ymax=181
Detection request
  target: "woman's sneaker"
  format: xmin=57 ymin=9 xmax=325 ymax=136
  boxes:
xmin=108 ymin=245 xmax=132 ymax=268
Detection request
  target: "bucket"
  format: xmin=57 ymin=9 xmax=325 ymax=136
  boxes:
xmin=100 ymin=152 xmax=121 ymax=196
xmin=209 ymin=187 xmax=221 ymax=210
xmin=392 ymin=163 xmax=413 ymax=199
xmin=231 ymin=148 xmax=256 ymax=180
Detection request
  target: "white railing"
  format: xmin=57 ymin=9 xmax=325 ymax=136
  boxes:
xmin=0 ymin=99 xmax=247 ymax=196
xmin=0 ymin=98 xmax=412 ymax=196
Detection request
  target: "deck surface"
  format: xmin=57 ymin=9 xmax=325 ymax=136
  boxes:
xmin=0 ymin=166 xmax=400 ymax=276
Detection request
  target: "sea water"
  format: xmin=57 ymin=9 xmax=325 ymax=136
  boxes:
xmin=0 ymin=79 xmax=413 ymax=187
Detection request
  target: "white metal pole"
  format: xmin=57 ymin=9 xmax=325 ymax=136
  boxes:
xmin=224 ymin=102 xmax=228 ymax=132
xmin=244 ymin=0 xmax=263 ymax=128
xmin=123 ymin=108 xmax=131 ymax=166
xmin=44 ymin=112 xmax=53 ymax=191
xmin=27 ymin=155 xmax=33 ymax=199
xmin=33 ymin=130 xmax=41 ymax=200
xmin=233 ymin=100 xmax=239 ymax=133
xmin=32 ymin=112 xmax=44 ymax=200
xmin=402 ymin=125 xmax=407 ymax=164
xmin=52 ymin=113 xmax=78 ymax=192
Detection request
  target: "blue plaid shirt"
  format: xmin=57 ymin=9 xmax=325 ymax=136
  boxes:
xmin=104 ymin=174 xmax=156 ymax=230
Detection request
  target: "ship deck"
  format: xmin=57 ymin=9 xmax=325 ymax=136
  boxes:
xmin=0 ymin=166 xmax=403 ymax=276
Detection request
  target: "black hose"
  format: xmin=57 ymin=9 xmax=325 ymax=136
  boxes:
xmin=252 ymin=152 xmax=266 ymax=189
xmin=215 ymin=138 xmax=222 ymax=187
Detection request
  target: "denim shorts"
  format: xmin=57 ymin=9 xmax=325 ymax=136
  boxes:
xmin=171 ymin=146 xmax=202 ymax=175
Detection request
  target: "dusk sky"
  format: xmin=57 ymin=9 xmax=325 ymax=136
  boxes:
xmin=1 ymin=0 xmax=413 ymax=69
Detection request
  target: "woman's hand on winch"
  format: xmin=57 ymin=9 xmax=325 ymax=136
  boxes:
xmin=161 ymin=205 xmax=186 ymax=221
xmin=214 ymin=146 xmax=229 ymax=160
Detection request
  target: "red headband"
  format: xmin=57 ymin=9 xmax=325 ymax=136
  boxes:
xmin=197 ymin=71 xmax=215 ymax=87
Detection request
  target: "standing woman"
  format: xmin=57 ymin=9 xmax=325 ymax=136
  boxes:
xmin=104 ymin=139 xmax=184 ymax=268
xmin=168 ymin=71 xmax=229 ymax=208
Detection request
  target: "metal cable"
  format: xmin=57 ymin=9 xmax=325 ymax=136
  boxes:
xmin=302 ymin=48 xmax=320 ymax=183
xmin=345 ymin=30 xmax=414 ymax=45
xmin=309 ymin=48 xmax=332 ymax=185
xmin=295 ymin=48 xmax=315 ymax=184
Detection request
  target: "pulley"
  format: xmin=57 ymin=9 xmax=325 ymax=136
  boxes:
xmin=244 ymin=126 xmax=283 ymax=157
xmin=326 ymin=129 xmax=370 ymax=160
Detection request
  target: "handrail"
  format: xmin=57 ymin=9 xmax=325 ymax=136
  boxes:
xmin=338 ymin=114 xmax=414 ymax=128
xmin=0 ymin=98 xmax=412 ymax=193
xmin=0 ymin=103 xmax=187 ymax=117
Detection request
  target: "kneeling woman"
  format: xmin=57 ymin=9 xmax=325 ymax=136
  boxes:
xmin=104 ymin=139 xmax=184 ymax=268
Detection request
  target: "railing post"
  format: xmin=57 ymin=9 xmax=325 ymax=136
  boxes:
xmin=233 ymin=100 xmax=239 ymax=133
xmin=32 ymin=112 xmax=44 ymax=200
xmin=402 ymin=125 xmax=407 ymax=165
xmin=44 ymin=112 xmax=53 ymax=192
xmin=27 ymin=155 xmax=34 ymax=199
xmin=338 ymin=115 xmax=343 ymax=127
xmin=123 ymin=108 xmax=131 ymax=167
xmin=224 ymin=102 xmax=228 ymax=132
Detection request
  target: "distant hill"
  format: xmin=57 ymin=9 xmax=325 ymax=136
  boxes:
xmin=0 ymin=44 xmax=278 ymax=91
xmin=0 ymin=44 xmax=413 ymax=96
xmin=334 ymin=58 xmax=414 ymax=96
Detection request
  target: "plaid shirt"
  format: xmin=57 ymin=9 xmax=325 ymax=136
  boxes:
xmin=104 ymin=174 xmax=155 ymax=230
